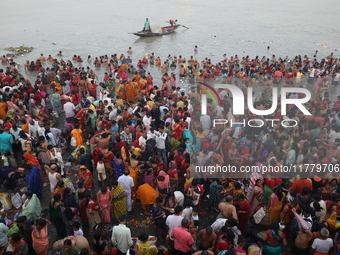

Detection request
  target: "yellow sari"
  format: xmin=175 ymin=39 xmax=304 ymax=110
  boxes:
xmin=269 ymin=192 xmax=286 ymax=223
xmin=111 ymin=185 xmax=127 ymax=220
xmin=129 ymin=167 xmax=139 ymax=190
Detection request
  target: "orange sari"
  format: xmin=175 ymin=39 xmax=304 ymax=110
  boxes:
xmin=0 ymin=102 xmax=7 ymax=120
xmin=71 ymin=129 xmax=84 ymax=146
xmin=129 ymin=167 xmax=139 ymax=189
xmin=23 ymin=153 xmax=41 ymax=168
xmin=125 ymin=81 xmax=135 ymax=102
xmin=136 ymin=184 xmax=159 ymax=211
xmin=32 ymin=226 xmax=49 ymax=255
xmin=116 ymin=84 xmax=126 ymax=99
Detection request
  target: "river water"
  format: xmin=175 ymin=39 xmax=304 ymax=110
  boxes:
xmin=1 ymin=0 xmax=340 ymax=90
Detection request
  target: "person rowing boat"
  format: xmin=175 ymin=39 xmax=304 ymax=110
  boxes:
xmin=169 ymin=19 xmax=177 ymax=27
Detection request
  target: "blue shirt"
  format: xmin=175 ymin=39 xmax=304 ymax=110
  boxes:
xmin=0 ymin=132 xmax=13 ymax=153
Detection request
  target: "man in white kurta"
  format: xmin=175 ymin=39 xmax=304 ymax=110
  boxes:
xmin=117 ymin=169 xmax=134 ymax=212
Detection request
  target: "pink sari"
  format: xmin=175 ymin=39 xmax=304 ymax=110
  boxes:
xmin=32 ymin=226 xmax=48 ymax=255
xmin=99 ymin=189 xmax=111 ymax=223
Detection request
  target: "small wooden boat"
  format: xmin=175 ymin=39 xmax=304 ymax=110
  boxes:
xmin=131 ymin=24 xmax=181 ymax=37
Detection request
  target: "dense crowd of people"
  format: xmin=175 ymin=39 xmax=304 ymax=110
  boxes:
xmin=0 ymin=48 xmax=339 ymax=255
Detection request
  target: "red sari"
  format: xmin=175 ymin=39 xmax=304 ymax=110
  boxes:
xmin=78 ymin=170 xmax=93 ymax=190
xmin=92 ymin=148 xmax=103 ymax=166
xmin=238 ymin=200 xmax=251 ymax=236
xmin=88 ymin=83 xmax=97 ymax=98
xmin=171 ymin=123 xmax=183 ymax=141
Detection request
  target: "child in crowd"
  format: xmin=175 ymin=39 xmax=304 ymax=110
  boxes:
xmin=182 ymin=199 xmax=193 ymax=220
xmin=73 ymin=222 xmax=83 ymax=236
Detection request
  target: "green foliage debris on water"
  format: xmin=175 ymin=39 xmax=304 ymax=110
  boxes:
xmin=3 ymin=45 xmax=33 ymax=57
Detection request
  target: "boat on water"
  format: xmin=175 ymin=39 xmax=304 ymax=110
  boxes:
xmin=131 ymin=24 xmax=181 ymax=37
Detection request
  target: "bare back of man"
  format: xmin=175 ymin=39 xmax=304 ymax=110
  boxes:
xmin=197 ymin=228 xmax=216 ymax=251
xmin=218 ymin=195 xmax=238 ymax=221
xmin=295 ymin=230 xmax=312 ymax=252
xmin=95 ymin=132 xmax=112 ymax=151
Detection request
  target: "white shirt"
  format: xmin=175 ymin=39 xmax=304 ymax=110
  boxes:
xmin=182 ymin=207 xmax=192 ymax=220
xmin=48 ymin=172 xmax=59 ymax=192
xmin=211 ymin=218 xmax=241 ymax=245
xmin=159 ymin=106 xmax=169 ymax=117
xmin=147 ymin=131 xmax=159 ymax=142
xmin=311 ymin=238 xmax=333 ymax=253
xmin=200 ymin=114 xmax=211 ymax=131
xmin=138 ymin=136 xmax=147 ymax=148
xmin=143 ymin=115 xmax=152 ymax=127
xmin=166 ymin=214 xmax=183 ymax=240
xmin=215 ymin=105 xmax=224 ymax=116
xmin=329 ymin=130 xmax=340 ymax=143
xmin=211 ymin=218 xmax=227 ymax=232
xmin=118 ymin=174 xmax=134 ymax=194
xmin=156 ymin=132 xmax=167 ymax=149
xmin=19 ymin=138 xmax=28 ymax=152
xmin=174 ymin=191 xmax=184 ymax=205
xmin=73 ymin=228 xmax=84 ymax=237
xmin=109 ymin=109 xmax=117 ymax=121
xmin=111 ymin=224 xmax=133 ymax=253
xmin=50 ymin=128 xmax=62 ymax=143
xmin=310 ymin=200 xmax=326 ymax=220
xmin=63 ymin=102 xmax=75 ymax=118
xmin=187 ymin=103 xmax=194 ymax=113
xmin=185 ymin=117 xmax=191 ymax=130
xmin=28 ymin=120 xmax=38 ymax=138
xmin=38 ymin=124 xmax=45 ymax=135
xmin=97 ymin=162 xmax=106 ymax=181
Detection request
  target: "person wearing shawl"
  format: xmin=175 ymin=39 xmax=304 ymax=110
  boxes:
xmin=22 ymin=190 xmax=42 ymax=224
xmin=156 ymin=170 xmax=170 ymax=196
xmin=25 ymin=164 xmax=42 ymax=200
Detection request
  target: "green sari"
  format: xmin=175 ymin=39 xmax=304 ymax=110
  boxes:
xmin=49 ymin=202 xmax=66 ymax=238
xmin=21 ymin=194 xmax=41 ymax=222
